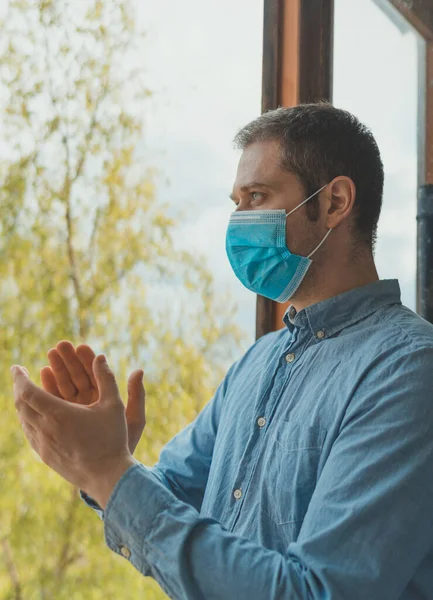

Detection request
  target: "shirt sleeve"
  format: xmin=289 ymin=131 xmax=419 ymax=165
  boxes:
xmin=101 ymin=345 xmax=433 ymax=600
xmin=146 ymin=363 xmax=229 ymax=513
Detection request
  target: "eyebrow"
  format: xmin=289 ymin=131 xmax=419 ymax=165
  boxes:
xmin=229 ymin=182 xmax=273 ymax=201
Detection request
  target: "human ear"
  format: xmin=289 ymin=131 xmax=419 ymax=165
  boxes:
xmin=325 ymin=176 xmax=356 ymax=229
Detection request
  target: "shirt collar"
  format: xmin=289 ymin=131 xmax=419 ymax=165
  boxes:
xmin=283 ymin=279 xmax=401 ymax=339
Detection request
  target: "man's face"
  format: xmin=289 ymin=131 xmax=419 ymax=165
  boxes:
xmin=230 ymin=139 xmax=326 ymax=259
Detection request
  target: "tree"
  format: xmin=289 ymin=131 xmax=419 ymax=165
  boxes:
xmin=0 ymin=1 xmax=243 ymax=598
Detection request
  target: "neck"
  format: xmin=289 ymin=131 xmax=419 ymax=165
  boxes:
xmin=290 ymin=251 xmax=379 ymax=313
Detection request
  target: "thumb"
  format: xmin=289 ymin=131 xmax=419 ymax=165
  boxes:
xmin=93 ymin=355 xmax=120 ymax=402
xmin=126 ymin=370 xmax=146 ymax=425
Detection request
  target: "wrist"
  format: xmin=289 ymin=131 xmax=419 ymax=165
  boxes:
xmin=86 ymin=454 xmax=136 ymax=510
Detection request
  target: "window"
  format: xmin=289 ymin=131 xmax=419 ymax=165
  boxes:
xmin=334 ymin=0 xmax=425 ymax=310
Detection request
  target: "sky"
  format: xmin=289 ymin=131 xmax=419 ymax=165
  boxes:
xmin=135 ymin=0 xmax=264 ymax=344
xmin=135 ymin=0 xmax=422 ymax=345
xmin=0 ymin=0 xmax=423 ymax=347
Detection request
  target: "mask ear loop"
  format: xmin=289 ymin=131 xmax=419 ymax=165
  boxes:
xmin=285 ymin=182 xmax=329 ymax=219
xmin=307 ymin=228 xmax=333 ymax=259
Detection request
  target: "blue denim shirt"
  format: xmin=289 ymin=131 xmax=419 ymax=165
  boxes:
xmin=83 ymin=280 xmax=433 ymax=599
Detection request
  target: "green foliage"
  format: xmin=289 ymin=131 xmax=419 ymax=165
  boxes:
xmin=0 ymin=1 xmax=244 ymax=598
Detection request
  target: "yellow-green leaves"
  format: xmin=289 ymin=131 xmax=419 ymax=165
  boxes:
xmin=0 ymin=1 xmax=243 ymax=599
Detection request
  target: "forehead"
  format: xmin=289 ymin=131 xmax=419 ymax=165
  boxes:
xmin=233 ymin=139 xmax=295 ymax=189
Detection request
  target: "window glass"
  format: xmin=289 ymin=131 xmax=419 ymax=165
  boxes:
xmin=139 ymin=0 xmax=263 ymax=346
xmin=334 ymin=0 xmax=424 ymax=309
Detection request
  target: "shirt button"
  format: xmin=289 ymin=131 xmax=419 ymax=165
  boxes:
xmin=316 ymin=330 xmax=325 ymax=339
xmin=233 ymin=489 xmax=242 ymax=500
xmin=285 ymin=353 xmax=295 ymax=363
xmin=257 ymin=417 xmax=266 ymax=427
xmin=120 ymin=546 xmax=131 ymax=559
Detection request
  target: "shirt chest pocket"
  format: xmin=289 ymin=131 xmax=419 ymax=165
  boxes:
xmin=261 ymin=420 xmax=327 ymax=527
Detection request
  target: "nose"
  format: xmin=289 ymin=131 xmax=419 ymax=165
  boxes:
xmin=234 ymin=199 xmax=251 ymax=212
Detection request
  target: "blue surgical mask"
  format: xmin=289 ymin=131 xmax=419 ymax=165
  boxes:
xmin=225 ymin=183 xmax=332 ymax=302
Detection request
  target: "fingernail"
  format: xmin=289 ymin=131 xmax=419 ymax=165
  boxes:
xmin=100 ymin=354 xmax=107 ymax=363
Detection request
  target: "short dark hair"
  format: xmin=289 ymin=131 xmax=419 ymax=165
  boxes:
xmin=234 ymin=103 xmax=384 ymax=248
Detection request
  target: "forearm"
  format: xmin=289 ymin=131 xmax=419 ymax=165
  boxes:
xmin=103 ymin=463 xmax=319 ymax=600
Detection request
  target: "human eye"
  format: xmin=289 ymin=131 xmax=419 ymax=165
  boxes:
xmin=251 ymin=191 xmax=266 ymax=202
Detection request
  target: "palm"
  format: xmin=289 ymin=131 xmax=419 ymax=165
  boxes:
xmin=40 ymin=341 xmax=145 ymax=454
xmin=66 ymin=385 xmax=98 ymax=406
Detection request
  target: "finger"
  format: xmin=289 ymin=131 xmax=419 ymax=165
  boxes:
xmin=40 ymin=366 xmax=62 ymax=398
xmin=56 ymin=340 xmax=93 ymax=393
xmin=12 ymin=365 xmax=60 ymax=415
xmin=93 ymin=355 xmax=120 ymax=403
xmin=47 ymin=348 xmax=78 ymax=399
xmin=126 ymin=370 xmax=146 ymax=426
xmin=75 ymin=344 xmax=98 ymax=389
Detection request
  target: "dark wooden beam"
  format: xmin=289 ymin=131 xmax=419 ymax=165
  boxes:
xmin=416 ymin=185 xmax=433 ymax=319
xmin=299 ymin=0 xmax=334 ymax=103
xmin=387 ymin=0 xmax=433 ymax=40
xmin=426 ymin=43 xmax=433 ymax=184
xmin=257 ymin=0 xmax=284 ymax=339
xmin=261 ymin=0 xmax=282 ymax=113
xmin=416 ymin=42 xmax=433 ymax=322
xmin=257 ymin=0 xmax=334 ymax=338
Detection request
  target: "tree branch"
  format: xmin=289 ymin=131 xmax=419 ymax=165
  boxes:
xmin=72 ymin=79 xmax=108 ymax=184
xmin=2 ymin=538 xmax=23 ymax=600
xmin=54 ymin=485 xmax=81 ymax=584
xmin=38 ymin=6 xmax=86 ymax=333
xmin=89 ymin=205 xmax=101 ymax=273
xmin=89 ymin=268 xmax=128 ymax=305
xmin=61 ymin=133 xmax=84 ymax=314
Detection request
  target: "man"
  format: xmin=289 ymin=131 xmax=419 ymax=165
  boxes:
xmin=12 ymin=103 xmax=433 ymax=599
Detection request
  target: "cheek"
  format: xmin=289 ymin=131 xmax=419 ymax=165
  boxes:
xmin=285 ymin=216 xmax=319 ymax=256
xmin=285 ymin=215 xmax=304 ymax=250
